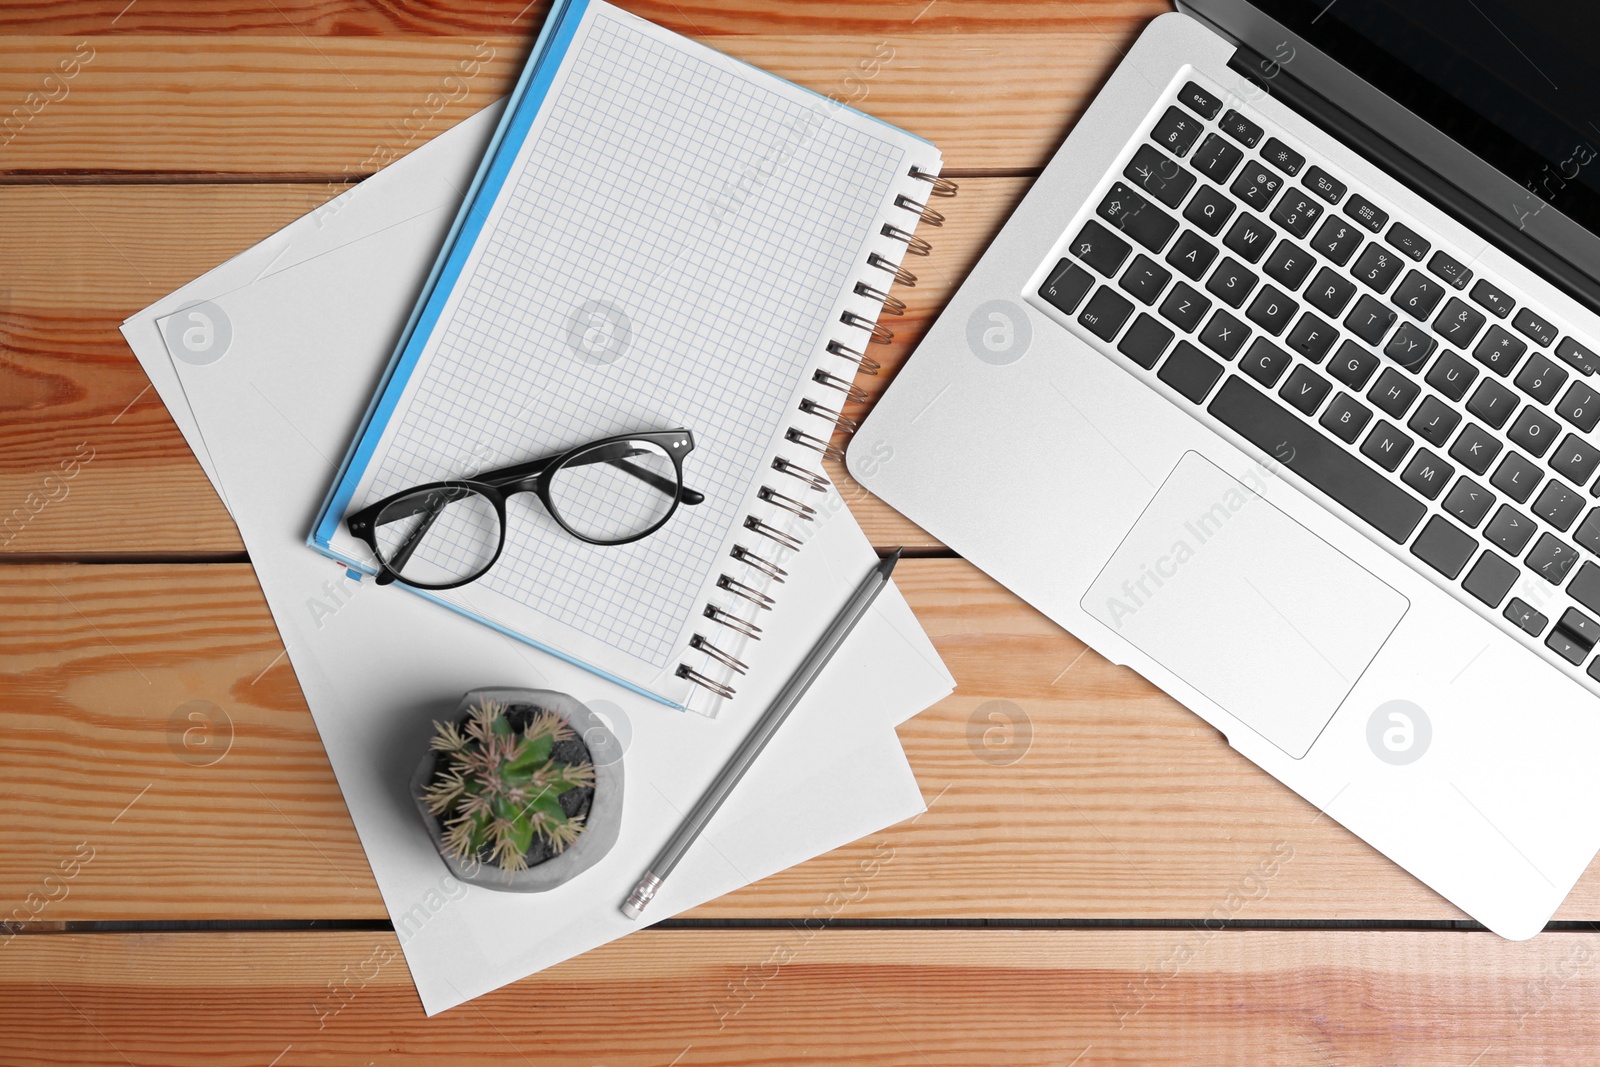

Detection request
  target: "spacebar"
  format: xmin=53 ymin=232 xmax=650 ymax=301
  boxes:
xmin=1207 ymin=376 xmax=1426 ymax=544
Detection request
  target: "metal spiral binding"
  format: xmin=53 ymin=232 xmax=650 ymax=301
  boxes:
xmin=718 ymin=574 xmax=777 ymax=609
xmin=679 ymin=166 xmax=955 ymax=703
xmin=867 ymin=252 xmax=916 ymax=287
xmin=894 ymin=193 xmax=945 ymax=227
xmin=676 ymin=664 xmax=735 ymax=699
xmin=826 ymin=339 xmax=881 ymax=375
xmin=704 ymin=603 xmax=763 ymax=639
xmin=812 ymin=369 xmax=868 ymax=403
xmin=854 ymin=281 xmax=906 ymax=315
xmin=909 ymin=165 xmax=959 ymax=197
xmin=798 ymin=398 xmax=859 ymax=433
xmin=690 ymin=633 xmax=748 ymax=674
xmin=880 ymin=224 xmax=932 ymax=256
xmin=732 ymin=543 xmax=788 ymax=581
xmin=758 ymin=486 xmax=817 ymax=520
xmin=785 ymin=427 xmax=845 ymax=462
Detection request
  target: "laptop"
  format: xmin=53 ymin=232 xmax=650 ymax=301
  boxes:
xmin=852 ymin=0 xmax=1600 ymax=937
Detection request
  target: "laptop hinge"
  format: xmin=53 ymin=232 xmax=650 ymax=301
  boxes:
xmin=1228 ymin=46 xmax=1600 ymax=318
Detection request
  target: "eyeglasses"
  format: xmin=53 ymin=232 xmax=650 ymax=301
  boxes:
xmin=347 ymin=429 xmax=704 ymax=590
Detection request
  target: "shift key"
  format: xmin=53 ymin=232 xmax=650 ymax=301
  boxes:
xmin=1208 ymin=376 xmax=1427 ymax=543
xmin=1098 ymin=182 xmax=1180 ymax=252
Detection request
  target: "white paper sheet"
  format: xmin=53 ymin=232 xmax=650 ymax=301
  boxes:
xmin=123 ymin=101 xmax=952 ymax=1014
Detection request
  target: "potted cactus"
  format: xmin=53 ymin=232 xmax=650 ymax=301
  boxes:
xmin=410 ymin=687 xmax=624 ymax=891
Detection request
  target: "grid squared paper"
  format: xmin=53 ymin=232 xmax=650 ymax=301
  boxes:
xmin=360 ymin=10 xmax=902 ymax=667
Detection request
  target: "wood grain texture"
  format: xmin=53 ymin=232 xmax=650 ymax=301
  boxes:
xmin=5 ymin=560 xmax=1599 ymax=923
xmin=0 ymin=24 xmax=1148 ymax=175
xmin=0 ymin=178 xmax=1030 ymax=555
xmin=5 ymin=927 xmax=1597 ymax=1065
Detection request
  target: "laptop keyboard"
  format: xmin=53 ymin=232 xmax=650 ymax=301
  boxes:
xmin=1036 ymin=75 xmax=1600 ymax=684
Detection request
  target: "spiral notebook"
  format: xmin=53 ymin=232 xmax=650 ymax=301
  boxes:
xmin=310 ymin=0 xmax=953 ymax=710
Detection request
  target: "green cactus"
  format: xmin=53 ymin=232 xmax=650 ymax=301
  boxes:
xmin=422 ymin=698 xmax=596 ymax=874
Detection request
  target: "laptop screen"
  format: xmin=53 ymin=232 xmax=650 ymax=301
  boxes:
xmin=1253 ymin=0 xmax=1600 ymax=237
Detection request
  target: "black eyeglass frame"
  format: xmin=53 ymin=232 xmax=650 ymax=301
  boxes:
xmin=347 ymin=428 xmax=705 ymax=591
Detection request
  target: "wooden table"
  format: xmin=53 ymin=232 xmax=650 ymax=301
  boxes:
xmin=3 ymin=2 xmax=1599 ymax=1062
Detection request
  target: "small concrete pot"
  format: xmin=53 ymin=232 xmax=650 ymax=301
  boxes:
xmin=411 ymin=687 xmax=624 ymax=892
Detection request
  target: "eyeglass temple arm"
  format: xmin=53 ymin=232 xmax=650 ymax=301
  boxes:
xmin=482 ymin=453 xmax=704 ymax=506
xmin=378 ymin=497 xmax=444 ymax=583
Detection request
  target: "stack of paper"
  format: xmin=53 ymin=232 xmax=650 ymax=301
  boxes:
xmin=122 ymin=101 xmax=953 ymax=1014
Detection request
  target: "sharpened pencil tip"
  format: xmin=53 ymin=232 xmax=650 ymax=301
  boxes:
xmin=878 ymin=548 xmax=903 ymax=578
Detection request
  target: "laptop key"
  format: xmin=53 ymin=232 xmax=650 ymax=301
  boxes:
xmin=1328 ymin=339 xmax=1379 ymax=390
xmin=1512 ymin=307 xmax=1558 ymax=348
xmin=1222 ymin=212 xmax=1275 ymax=263
xmin=1311 ymin=215 xmax=1363 ymax=265
xmin=1070 ymin=220 xmax=1133 ymax=276
xmin=1302 ymin=165 xmax=1346 ymax=204
xmin=1039 ymin=259 xmax=1095 ymax=315
xmin=1485 ymin=504 xmax=1535 ymax=555
xmin=1177 ymin=81 xmax=1222 ymax=120
xmin=1385 ymin=221 xmax=1430 ymax=261
xmin=1078 ymin=286 xmax=1134 ymax=341
xmin=1424 ymin=349 xmax=1478 ymax=401
xmin=1391 ymin=270 xmax=1446 ymax=320
xmin=1532 ymin=479 xmax=1584 ymax=531
xmin=1166 ymin=229 xmax=1219 ymax=280
xmin=1433 ymin=297 xmax=1486 ymax=348
xmin=1410 ymin=515 xmax=1476 ymax=578
xmin=1124 ymin=144 xmax=1195 ymax=208
xmin=1553 ymin=608 xmax=1600 ymax=662
xmin=1279 ymin=365 xmax=1331 ymax=414
xmin=1240 ymin=337 xmax=1292 ymax=387
xmin=1507 ymin=405 xmax=1559 ymax=458
xmin=1343 ymin=193 xmax=1388 ymax=232
xmin=1556 ymin=380 xmax=1600 ymax=433
xmin=1219 ymin=109 xmax=1263 ymax=148
xmin=1527 ymin=533 xmax=1580 ymax=585
xmin=1184 ymin=184 xmax=1236 ymax=235
xmin=1245 ymin=285 xmax=1297 ymax=335
xmin=1263 ymin=239 xmax=1316 ymax=290
xmin=1368 ymin=368 xmax=1420 ymax=418
xmin=1490 ymin=451 xmax=1542 ymax=503
xmin=1462 ymin=549 xmax=1518 ymax=607
xmin=1549 ymin=433 xmax=1600 ymax=488
xmin=1570 ymin=560 xmax=1600 ymax=613
xmin=1361 ymin=419 xmax=1413 ymax=471
xmin=1426 ymin=249 xmax=1472 ymax=289
xmin=1448 ymin=421 xmax=1502 ymax=474
xmin=1383 ymin=321 xmax=1436 ymax=371
xmin=1269 ymin=189 xmax=1323 ymax=239
xmin=1230 ymin=162 xmax=1282 ymax=212
xmin=1208 ymin=376 xmax=1426 ymax=542
xmin=1407 ymin=395 xmax=1460 ymax=446
xmin=1513 ymin=353 xmax=1567 ymax=405
xmin=1472 ymin=324 xmax=1527 ymax=376
xmin=1199 ymin=308 xmax=1249 ymax=359
xmin=1555 ymin=335 xmax=1600 ymax=376
xmin=1401 ymin=448 xmax=1454 ymax=500
xmin=1098 ymin=182 xmax=1179 ymax=251
xmin=1158 ymin=282 xmax=1211 ymax=333
xmin=1118 ymin=254 xmax=1173 ymax=305
xmin=1443 ymin=475 xmax=1494 ymax=527
xmin=1206 ymin=256 xmax=1258 ymax=307
xmin=1260 ymin=137 xmax=1305 ymax=176
xmin=1546 ymin=625 xmax=1590 ymax=665
xmin=1344 ymin=295 xmax=1397 ymax=345
xmin=1465 ymin=377 xmax=1518 ymax=429
xmin=1191 ymin=133 xmax=1244 ymax=185
xmin=1305 ymin=268 xmax=1358 ymax=317
xmin=1471 ymin=278 xmax=1515 ymax=318
xmin=1285 ymin=312 xmax=1336 ymax=362
xmin=1117 ymin=313 xmax=1174 ymax=369
xmin=1150 ymin=106 xmax=1202 ymax=157
xmin=1351 ymin=243 xmax=1403 ymax=293
xmin=1320 ymin=391 xmax=1373 ymax=443
xmin=1505 ymin=597 xmax=1548 ymax=636
xmin=1157 ymin=340 xmax=1224 ymax=402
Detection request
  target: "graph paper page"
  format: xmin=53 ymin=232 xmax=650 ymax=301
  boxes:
xmin=338 ymin=0 xmax=935 ymax=683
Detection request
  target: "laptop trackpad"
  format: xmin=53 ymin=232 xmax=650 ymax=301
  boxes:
xmin=1082 ymin=452 xmax=1408 ymax=758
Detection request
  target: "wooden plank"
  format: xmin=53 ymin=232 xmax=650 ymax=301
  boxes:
xmin=5 ymin=560 xmax=1598 ymax=922
xmin=2 ymin=927 xmax=1595 ymax=1064
xmin=0 ymin=23 xmax=1152 ymax=175
xmin=0 ymin=178 xmax=1030 ymax=555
